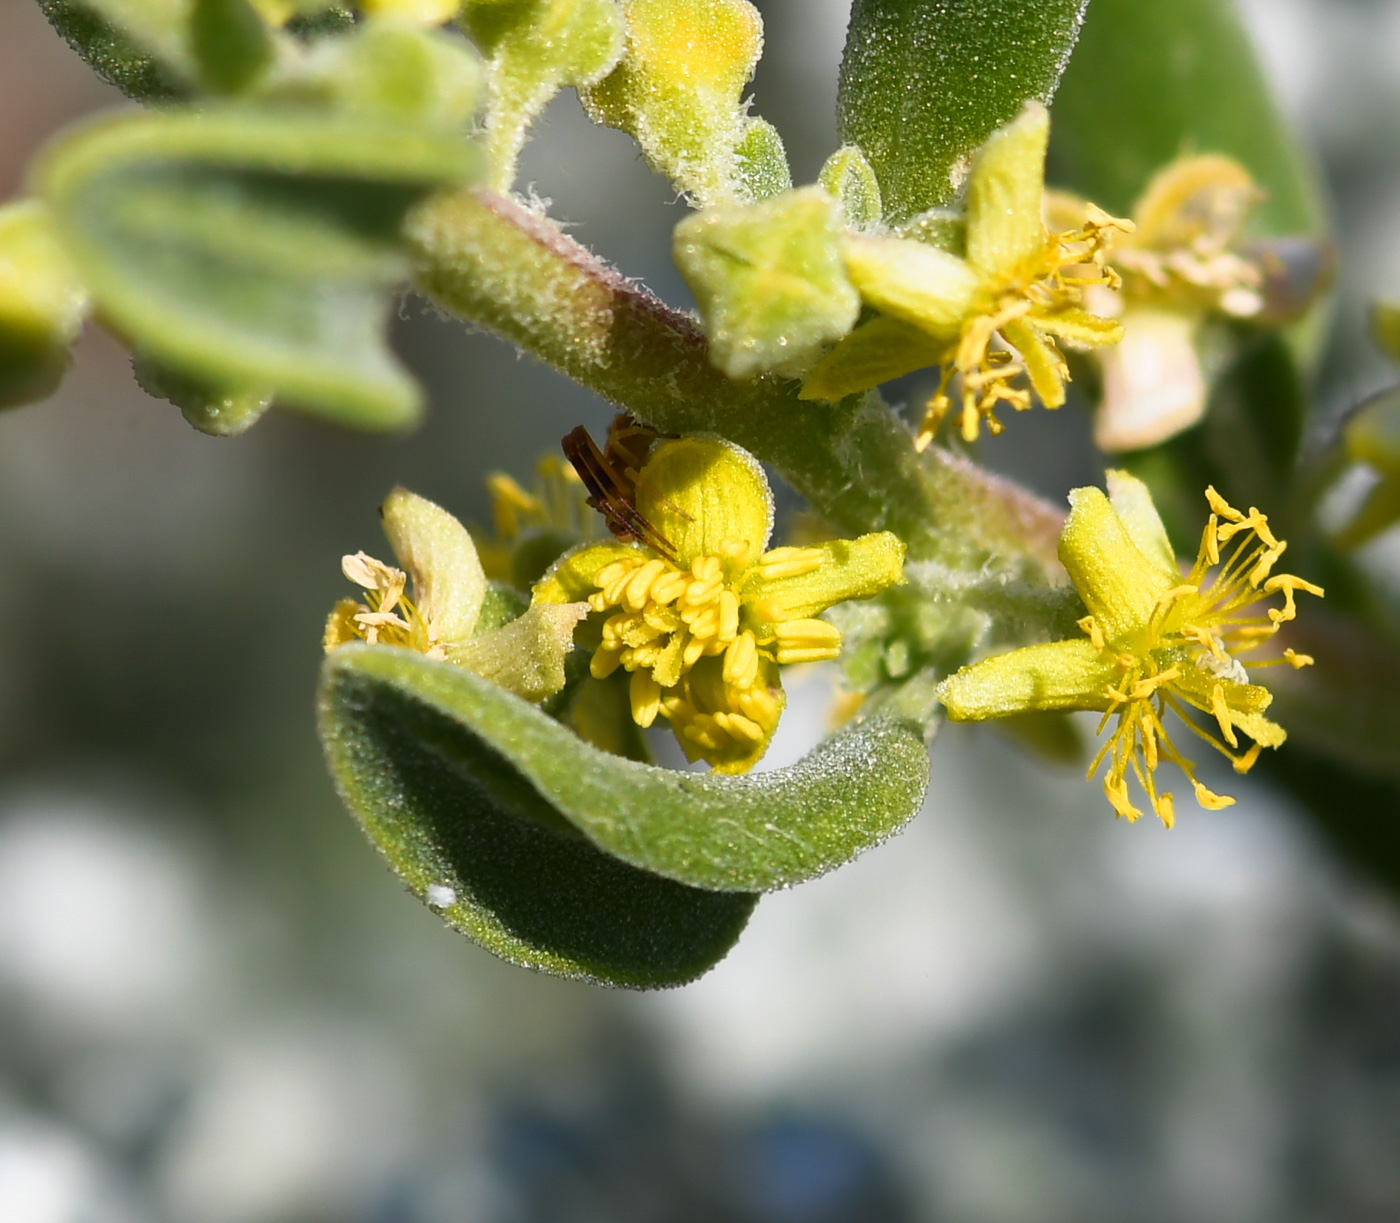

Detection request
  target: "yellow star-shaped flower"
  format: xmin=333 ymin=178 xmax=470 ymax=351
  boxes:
xmin=533 ymin=436 xmax=906 ymax=772
xmin=938 ymin=471 xmax=1323 ymax=826
xmin=801 ymin=101 xmax=1130 ymax=447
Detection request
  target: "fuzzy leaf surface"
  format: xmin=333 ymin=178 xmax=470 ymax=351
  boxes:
xmin=321 ymin=645 xmax=757 ymax=987
xmin=321 ymin=645 xmax=933 ymax=897
xmin=838 ymin=0 xmax=1088 ymax=223
xmin=37 ymin=0 xmax=191 ymax=99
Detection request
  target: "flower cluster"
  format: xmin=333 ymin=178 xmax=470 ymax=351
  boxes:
xmin=801 ymin=102 xmax=1130 ymax=447
xmin=938 ymin=472 xmax=1322 ymax=826
xmin=534 ymin=436 xmax=906 ymax=772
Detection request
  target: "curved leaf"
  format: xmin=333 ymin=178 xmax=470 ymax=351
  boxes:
xmin=838 ymin=0 xmax=1089 ymax=223
xmin=36 ymin=106 xmax=478 ymax=431
xmin=320 ymin=644 xmax=933 ymax=896
xmin=320 ymin=645 xmax=756 ymax=988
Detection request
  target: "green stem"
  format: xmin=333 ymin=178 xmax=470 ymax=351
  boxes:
xmin=407 ymin=187 xmax=1065 ymax=577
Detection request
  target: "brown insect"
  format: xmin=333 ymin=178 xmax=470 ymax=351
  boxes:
xmin=562 ymin=414 xmax=678 ymax=562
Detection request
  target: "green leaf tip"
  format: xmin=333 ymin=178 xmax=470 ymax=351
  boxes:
xmin=838 ymin=0 xmax=1088 ymax=223
xmin=464 ymin=0 xmax=626 ymax=192
xmin=37 ymin=0 xmax=193 ymax=100
xmin=319 ymin=644 xmax=932 ymax=904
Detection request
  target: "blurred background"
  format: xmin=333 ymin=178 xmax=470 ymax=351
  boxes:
xmin=2 ymin=1 xmax=1400 ymax=1220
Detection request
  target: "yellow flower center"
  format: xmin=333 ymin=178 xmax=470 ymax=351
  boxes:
xmin=919 ymin=205 xmax=1132 ymax=448
xmin=1083 ymin=489 xmax=1322 ymax=826
xmin=585 ymin=538 xmax=843 ymax=759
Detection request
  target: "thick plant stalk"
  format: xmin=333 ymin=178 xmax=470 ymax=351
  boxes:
xmin=408 ymin=188 xmax=1065 ymax=578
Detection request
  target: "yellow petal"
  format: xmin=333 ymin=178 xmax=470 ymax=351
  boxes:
xmin=965 ymin=100 xmax=1050 ymax=277
xmin=1058 ymin=486 xmax=1176 ymax=645
xmin=636 ymin=437 xmax=772 ymax=567
xmin=938 ymin=638 xmax=1120 ymax=720
xmin=323 ymin=599 xmax=363 ymax=653
xmin=358 ymin=0 xmax=461 ymax=23
xmin=1105 ymin=469 xmax=1179 ymax=582
xmin=1131 ymin=153 xmax=1257 ymax=251
xmin=800 ymin=315 xmax=946 ymax=402
xmin=1042 ymin=188 xmax=1089 ymax=234
xmin=1027 ymin=306 xmax=1124 ymax=349
xmin=841 ymin=235 xmax=982 ymax=337
xmin=533 ymin=540 xmax=647 ymax=604
xmin=1001 ymin=318 xmax=1066 ymax=408
xmin=745 ymin=531 xmax=905 ymax=624
xmin=380 ymin=487 xmax=485 ymax=645
xmin=1169 ymin=664 xmax=1273 ymax=719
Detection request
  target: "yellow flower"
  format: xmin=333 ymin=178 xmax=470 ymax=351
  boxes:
xmin=533 ymin=436 xmax=906 ymax=772
xmin=325 ymin=487 xmax=587 ymax=702
xmin=801 ymin=102 xmax=1130 ymax=448
xmin=1049 ymin=154 xmax=1333 ymax=452
xmin=937 ymin=471 xmax=1323 ymax=826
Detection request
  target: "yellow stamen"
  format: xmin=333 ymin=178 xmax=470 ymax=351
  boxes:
xmin=630 ymin=671 xmax=662 ymax=728
xmin=1193 ymin=781 xmax=1235 ymax=811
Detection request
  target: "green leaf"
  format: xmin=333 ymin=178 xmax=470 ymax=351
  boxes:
xmin=1333 ymin=382 xmax=1400 ymax=548
xmin=36 ymin=106 xmax=478 ymax=431
xmin=733 ymin=118 xmax=792 ymax=203
xmin=578 ymin=0 xmax=761 ymax=206
xmin=819 ymin=146 xmax=882 ymax=230
xmin=1346 ymin=386 xmax=1400 ymax=475
xmin=320 ymin=644 xmax=933 ymax=897
xmin=1048 ymin=0 xmax=1325 ymax=236
xmin=132 ymin=350 xmax=273 ymax=435
xmin=277 ymin=20 xmax=482 ymax=126
xmin=320 ymin=644 xmax=757 ymax=987
xmin=838 ymin=0 xmax=1089 ymax=223
xmin=36 ymin=0 xmax=192 ymax=100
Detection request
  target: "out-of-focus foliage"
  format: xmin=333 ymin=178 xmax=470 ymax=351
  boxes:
xmin=38 ymin=107 xmax=477 ymax=430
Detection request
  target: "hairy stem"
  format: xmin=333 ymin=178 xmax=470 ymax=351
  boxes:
xmin=407 ymin=187 xmax=1065 ymax=577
